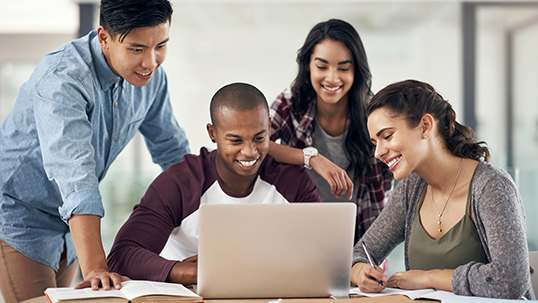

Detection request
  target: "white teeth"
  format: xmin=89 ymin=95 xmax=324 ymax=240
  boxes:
xmin=137 ymin=72 xmax=151 ymax=76
xmin=387 ymin=156 xmax=401 ymax=168
xmin=323 ymin=85 xmax=341 ymax=92
xmin=239 ymin=159 xmax=257 ymax=167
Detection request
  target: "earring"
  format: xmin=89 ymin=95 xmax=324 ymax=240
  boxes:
xmin=212 ymin=139 xmax=215 ymax=143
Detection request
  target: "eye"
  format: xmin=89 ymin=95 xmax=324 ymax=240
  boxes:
xmin=229 ymin=139 xmax=242 ymax=144
xmin=384 ymin=133 xmax=393 ymax=140
xmin=255 ymin=136 xmax=265 ymax=141
xmin=339 ymin=68 xmax=350 ymax=71
xmin=130 ymin=48 xmax=143 ymax=53
xmin=157 ymin=44 xmax=167 ymax=49
xmin=316 ymin=66 xmax=327 ymax=70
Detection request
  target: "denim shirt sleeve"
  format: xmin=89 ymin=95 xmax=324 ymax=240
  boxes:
xmin=32 ymin=69 xmax=104 ymax=222
xmin=139 ymin=70 xmax=190 ymax=170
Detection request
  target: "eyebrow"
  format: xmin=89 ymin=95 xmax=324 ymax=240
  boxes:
xmin=313 ymin=58 xmax=352 ymax=65
xmin=375 ymin=127 xmax=394 ymax=138
xmin=128 ymin=38 xmax=169 ymax=48
xmin=225 ymin=130 xmax=266 ymax=138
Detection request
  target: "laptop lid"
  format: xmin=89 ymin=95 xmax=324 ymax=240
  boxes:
xmin=197 ymin=203 xmax=356 ymax=299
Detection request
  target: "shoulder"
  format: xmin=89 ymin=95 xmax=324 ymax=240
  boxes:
xmin=270 ymin=88 xmax=295 ymax=114
xmin=472 ymin=161 xmax=517 ymax=197
xmin=150 ymin=148 xmax=215 ymax=193
xmin=471 ymin=161 xmax=521 ymax=208
xmin=258 ymin=155 xmax=310 ymax=185
xmin=31 ymin=33 xmax=99 ymax=95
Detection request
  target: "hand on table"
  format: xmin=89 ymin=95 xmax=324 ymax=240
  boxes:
xmin=351 ymin=262 xmax=387 ymax=293
xmin=310 ymin=155 xmax=354 ymax=199
xmin=74 ymin=268 xmax=130 ymax=291
xmin=387 ymin=270 xmax=432 ymax=290
xmin=167 ymin=255 xmax=198 ymax=286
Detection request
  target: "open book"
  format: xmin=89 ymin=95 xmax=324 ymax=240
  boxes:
xmin=45 ymin=280 xmax=202 ymax=303
xmin=350 ymin=287 xmax=464 ymax=301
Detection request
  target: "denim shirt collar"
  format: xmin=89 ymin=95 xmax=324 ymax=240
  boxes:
xmin=90 ymin=31 xmax=121 ymax=92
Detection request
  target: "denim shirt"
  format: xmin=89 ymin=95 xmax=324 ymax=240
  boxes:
xmin=0 ymin=30 xmax=190 ymax=270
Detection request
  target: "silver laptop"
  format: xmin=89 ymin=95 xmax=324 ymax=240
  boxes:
xmin=197 ymin=203 xmax=356 ymax=299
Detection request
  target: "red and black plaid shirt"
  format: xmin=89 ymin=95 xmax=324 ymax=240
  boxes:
xmin=270 ymin=88 xmax=393 ymax=242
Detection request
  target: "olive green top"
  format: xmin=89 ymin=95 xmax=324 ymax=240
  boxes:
xmin=408 ymin=168 xmax=488 ymax=270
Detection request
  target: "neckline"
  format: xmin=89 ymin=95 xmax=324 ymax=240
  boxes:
xmin=416 ymin=161 xmax=480 ymax=240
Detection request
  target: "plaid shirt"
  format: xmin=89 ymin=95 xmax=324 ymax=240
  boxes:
xmin=270 ymin=88 xmax=393 ymax=242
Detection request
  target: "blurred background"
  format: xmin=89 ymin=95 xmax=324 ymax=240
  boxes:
xmin=1 ymin=0 xmax=538 ymax=294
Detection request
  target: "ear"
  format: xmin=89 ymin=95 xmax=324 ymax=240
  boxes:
xmin=207 ymin=123 xmax=217 ymax=143
xmin=97 ymin=26 xmax=110 ymax=50
xmin=420 ymin=114 xmax=435 ymax=140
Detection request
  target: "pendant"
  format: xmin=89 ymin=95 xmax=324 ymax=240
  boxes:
xmin=437 ymin=220 xmax=442 ymax=232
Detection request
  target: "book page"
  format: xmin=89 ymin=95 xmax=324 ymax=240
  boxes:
xmin=45 ymin=287 xmax=127 ymax=300
xmin=350 ymin=287 xmax=437 ymax=300
xmin=118 ymin=281 xmax=200 ymax=300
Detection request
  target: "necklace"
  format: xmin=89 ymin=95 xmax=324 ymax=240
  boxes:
xmin=430 ymin=158 xmax=464 ymax=232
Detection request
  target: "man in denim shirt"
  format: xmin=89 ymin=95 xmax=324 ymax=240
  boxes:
xmin=0 ymin=1 xmax=189 ymax=302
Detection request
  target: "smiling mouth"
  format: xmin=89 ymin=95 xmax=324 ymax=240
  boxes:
xmin=135 ymin=71 xmax=153 ymax=77
xmin=238 ymin=159 xmax=258 ymax=167
xmin=322 ymin=85 xmax=342 ymax=92
xmin=386 ymin=156 xmax=401 ymax=168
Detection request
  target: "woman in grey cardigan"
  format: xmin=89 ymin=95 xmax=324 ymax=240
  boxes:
xmin=351 ymin=79 xmax=534 ymax=300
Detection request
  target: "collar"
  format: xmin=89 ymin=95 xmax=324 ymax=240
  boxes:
xmin=90 ymin=31 xmax=122 ymax=92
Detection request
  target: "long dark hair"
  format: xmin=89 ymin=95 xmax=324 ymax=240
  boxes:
xmin=292 ymin=19 xmax=373 ymax=179
xmin=367 ymin=79 xmax=490 ymax=162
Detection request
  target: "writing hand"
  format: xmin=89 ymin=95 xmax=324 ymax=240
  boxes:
xmin=351 ymin=262 xmax=387 ymax=293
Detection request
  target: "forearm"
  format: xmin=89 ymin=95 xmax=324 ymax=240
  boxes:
xmin=426 ymin=269 xmax=454 ymax=291
xmin=268 ymin=141 xmax=303 ymax=165
xmin=68 ymin=215 xmax=108 ymax=278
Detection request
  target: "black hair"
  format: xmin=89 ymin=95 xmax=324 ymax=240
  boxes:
xmin=99 ymin=0 xmax=173 ymax=43
xmin=292 ymin=18 xmax=373 ymax=180
xmin=210 ymin=83 xmax=269 ymax=126
xmin=367 ymin=79 xmax=490 ymax=162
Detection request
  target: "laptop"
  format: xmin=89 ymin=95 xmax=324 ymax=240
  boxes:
xmin=197 ymin=203 xmax=356 ymax=299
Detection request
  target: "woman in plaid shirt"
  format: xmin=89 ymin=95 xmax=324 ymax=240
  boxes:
xmin=269 ymin=19 xmax=393 ymax=243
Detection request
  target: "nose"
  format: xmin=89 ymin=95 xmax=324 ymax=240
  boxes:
xmin=242 ymin=141 xmax=257 ymax=158
xmin=141 ymin=50 xmax=157 ymax=70
xmin=325 ymin=68 xmax=339 ymax=83
xmin=374 ymin=142 xmax=387 ymax=161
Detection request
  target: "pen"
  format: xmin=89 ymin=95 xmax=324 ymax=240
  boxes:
xmin=361 ymin=241 xmax=383 ymax=286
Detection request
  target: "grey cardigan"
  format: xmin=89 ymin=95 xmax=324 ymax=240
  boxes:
xmin=352 ymin=161 xmax=535 ymax=300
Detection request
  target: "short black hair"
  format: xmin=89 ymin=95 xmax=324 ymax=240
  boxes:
xmin=210 ymin=83 xmax=269 ymax=126
xmin=99 ymin=0 xmax=173 ymax=43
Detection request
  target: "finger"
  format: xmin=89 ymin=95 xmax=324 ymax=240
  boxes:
xmin=90 ymin=278 xmax=101 ymax=291
xmin=331 ymin=173 xmax=344 ymax=198
xmin=365 ymin=266 xmax=386 ymax=282
xmin=334 ymin=172 xmax=346 ymax=198
xmin=110 ymin=274 xmax=123 ymax=290
xmin=74 ymin=280 xmax=91 ymax=290
xmin=345 ymin=172 xmax=354 ymax=200
xmin=122 ymin=275 xmax=132 ymax=281
xmin=100 ymin=276 xmax=111 ymax=291
xmin=337 ymin=170 xmax=350 ymax=198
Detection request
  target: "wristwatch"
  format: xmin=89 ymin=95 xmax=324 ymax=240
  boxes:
xmin=303 ymin=147 xmax=318 ymax=170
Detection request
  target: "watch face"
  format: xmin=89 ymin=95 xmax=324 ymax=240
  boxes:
xmin=304 ymin=147 xmax=318 ymax=156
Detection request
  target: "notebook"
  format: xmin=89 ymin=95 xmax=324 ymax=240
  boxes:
xmin=197 ymin=202 xmax=356 ymax=299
